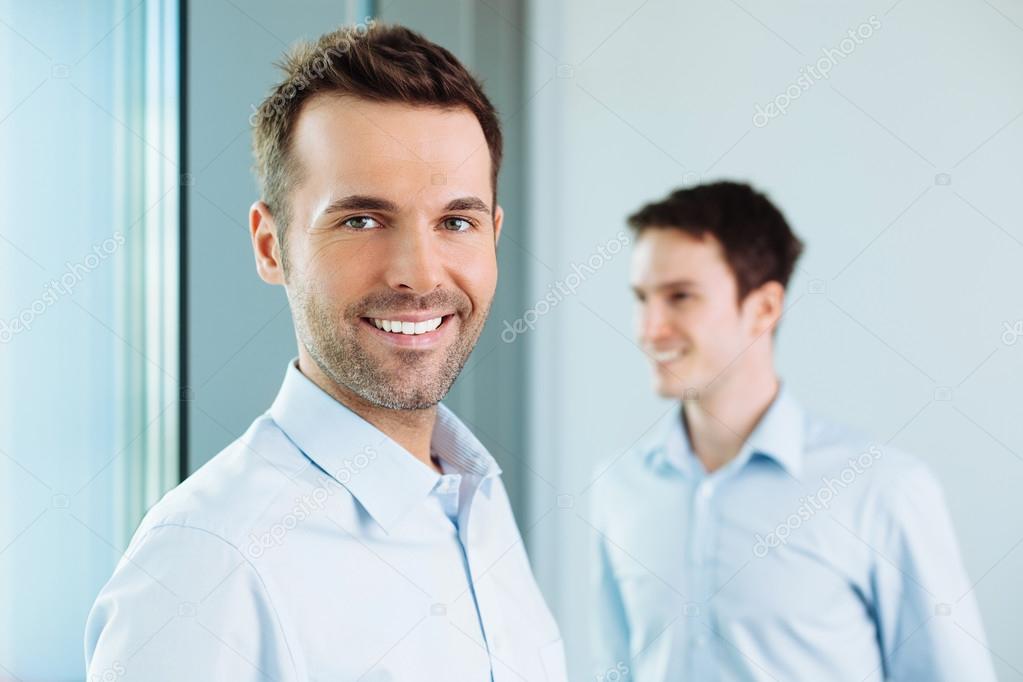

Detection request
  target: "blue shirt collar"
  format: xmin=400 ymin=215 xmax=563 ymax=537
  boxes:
xmin=650 ymin=384 xmax=805 ymax=479
xmin=268 ymin=360 xmax=501 ymax=533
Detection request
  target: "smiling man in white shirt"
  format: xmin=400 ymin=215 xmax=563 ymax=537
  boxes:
xmin=590 ymin=181 xmax=995 ymax=681
xmin=85 ymin=23 xmax=566 ymax=681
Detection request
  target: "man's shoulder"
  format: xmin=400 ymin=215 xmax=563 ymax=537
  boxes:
xmin=588 ymin=411 xmax=677 ymax=499
xmin=801 ymin=409 xmax=946 ymax=515
xmin=129 ymin=413 xmax=311 ymax=555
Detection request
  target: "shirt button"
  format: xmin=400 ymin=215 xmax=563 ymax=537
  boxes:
xmin=693 ymin=633 xmax=708 ymax=648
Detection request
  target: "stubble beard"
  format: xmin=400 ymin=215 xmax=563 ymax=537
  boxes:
xmin=289 ymin=277 xmax=489 ymax=411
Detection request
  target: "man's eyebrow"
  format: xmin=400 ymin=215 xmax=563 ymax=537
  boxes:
xmin=444 ymin=196 xmax=491 ymax=214
xmin=321 ymin=195 xmax=401 ymax=216
xmin=658 ymin=279 xmax=698 ymax=290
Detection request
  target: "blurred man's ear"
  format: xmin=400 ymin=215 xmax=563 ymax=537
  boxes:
xmin=746 ymin=280 xmax=785 ymax=337
xmin=250 ymin=200 xmax=285 ymax=285
xmin=493 ymin=204 xmax=504 ymax=247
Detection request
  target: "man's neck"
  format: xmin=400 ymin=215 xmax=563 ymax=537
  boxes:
xmin=682 ymin=370 xmax=780 ymax=474
xmin=295 ymin=353 xmax=441 ymax=473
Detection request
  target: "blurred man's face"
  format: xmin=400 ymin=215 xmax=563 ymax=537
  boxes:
xmin=261 ymin=95 xmax=502 ymax=410
xmin=630 ymin=229 xmax=766 ymax=399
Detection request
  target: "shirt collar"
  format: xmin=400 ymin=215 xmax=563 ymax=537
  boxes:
xmin=268 ymin=360 xmax=501 ymax=533
xmin=651 ymin=384 xmax=805 ymax=478
xmin=743 ymin=385 xmax=804 ymax=477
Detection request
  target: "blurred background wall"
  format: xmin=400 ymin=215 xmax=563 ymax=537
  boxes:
xmin=1 ymin=1 xmax=1021 ymax=679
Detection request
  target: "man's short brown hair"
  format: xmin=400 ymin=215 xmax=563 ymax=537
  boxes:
xmin=251 ymin=22 xmax=503 ymax=255
xmin=628 ymin=181 xmax=804 ymax=301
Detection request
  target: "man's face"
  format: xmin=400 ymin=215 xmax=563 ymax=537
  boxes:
xmin=262 ymin=95 xmax=501 ymax=410
xmin=630 ymin=229 xmax=763 ymax=399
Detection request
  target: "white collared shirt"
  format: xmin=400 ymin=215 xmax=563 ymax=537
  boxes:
xmin=86 ymin=360 xmax=567 ymax=681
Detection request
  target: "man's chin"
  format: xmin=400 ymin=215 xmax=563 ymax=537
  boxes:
xmin=358 ymin=381 xmax=447 ymax=411
xmin=652 ymin=374 xmax=702 ymax=401
xmin=359 ymin=360 xmax=457 ymax=410
xmin=654 ymin=385 xmax=685 ymax=400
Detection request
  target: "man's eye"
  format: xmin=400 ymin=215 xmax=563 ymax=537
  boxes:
xmin=341 ymin=216 xmax=381 ymax=230
xmin=442 ymin=217 xmax=473 ymax=232
xmin=671 ymin=292 xmax=690 ymax=302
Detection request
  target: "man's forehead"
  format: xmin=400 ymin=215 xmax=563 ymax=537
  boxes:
xmin=289 ymin=96 xmax=492 ymax=210
xmin=631 ymin=231 xmax=731 ymax=284
xmin=294 ymin=95 xmax=489 ymax=167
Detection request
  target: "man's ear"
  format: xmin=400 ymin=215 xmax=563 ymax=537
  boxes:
xmin=250 ymin=200 xmax=285 ymax=285
xmin=493 ymin=204 xmax=504 ymax=247
xmin=747 ymin=280 xmax=785 ymax=336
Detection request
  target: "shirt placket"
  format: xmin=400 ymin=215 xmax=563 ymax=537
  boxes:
xmin=687 ymin=472 xmax=718 ymax=679
xmin=461 ymin=476 xmax=521 ymax=682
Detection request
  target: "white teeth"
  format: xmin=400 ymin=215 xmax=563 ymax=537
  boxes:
xmin=652 ymin=349 xmax=684 ymax=362
xmin=370 ymin=317 xmax=444 ymax=335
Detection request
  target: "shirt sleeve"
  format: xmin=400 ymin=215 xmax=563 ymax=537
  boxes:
xmin=84 ymin=523 xmax=300 ymax=681
xmin=870 ymin=464 xmax=996 ymax=681
xmin=590 ymin=496 xmax=633 ymax=681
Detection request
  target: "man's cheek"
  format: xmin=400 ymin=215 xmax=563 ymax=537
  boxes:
xmin=456 ymin=264 xmax=497 ymax=311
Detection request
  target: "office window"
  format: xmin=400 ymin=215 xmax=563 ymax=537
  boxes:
xmin=0 ymin=1 xmax=180 ymax=678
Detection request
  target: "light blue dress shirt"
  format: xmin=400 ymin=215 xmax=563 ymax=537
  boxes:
xmin=589 ymin=386 xmax=995 ymax=681
xmin=86 ymin=360 xmax=566 ymax=681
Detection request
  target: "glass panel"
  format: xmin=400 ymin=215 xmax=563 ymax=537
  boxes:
xmin=0 ymin=1 xmax=180 ymax=678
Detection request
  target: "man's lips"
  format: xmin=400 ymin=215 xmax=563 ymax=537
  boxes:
xmin=363 ymin=311 xmax=455 ymax=324
xmin=647 ymin=347 xmax=688 ymax=364
xmin=360 ymin=313 xmax=456 ymax=348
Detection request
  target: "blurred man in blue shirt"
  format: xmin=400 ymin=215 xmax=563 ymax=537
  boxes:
xmin=86 ymin=23 xmax=565 ymax=681
xmin=590 ymin=181 xmax=994 ymax=681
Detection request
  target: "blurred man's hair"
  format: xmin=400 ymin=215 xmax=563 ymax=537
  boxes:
xmin=251 ymin=22 xmax=502 ymax=260
xmin=627 ymin=181 xmax=804 ymax=300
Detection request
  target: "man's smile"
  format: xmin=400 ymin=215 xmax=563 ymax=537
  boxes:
xmin=359 ymin=313 xmax=457 ymax=348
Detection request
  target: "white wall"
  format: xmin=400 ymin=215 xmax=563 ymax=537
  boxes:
xmin=524 ymin=0 xmax=1023 ymax=678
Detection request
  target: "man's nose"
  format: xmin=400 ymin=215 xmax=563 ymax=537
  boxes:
xmin=640 ymin=301 xmax=673 ymax=344
xmin=385 ymin=226 xmax=445 ymax=295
